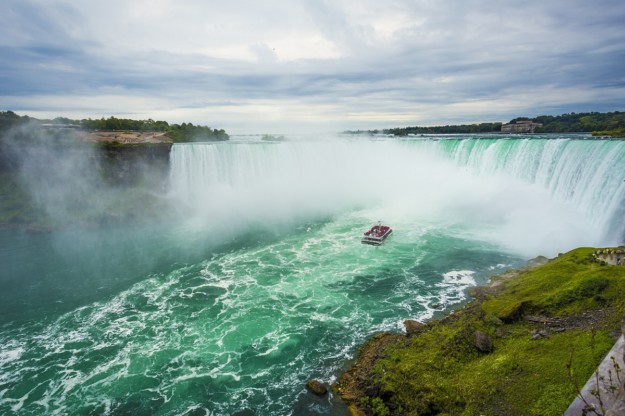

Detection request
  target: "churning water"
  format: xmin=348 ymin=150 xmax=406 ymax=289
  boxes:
xmin=1 ymin=134 xmax=624 ymax=415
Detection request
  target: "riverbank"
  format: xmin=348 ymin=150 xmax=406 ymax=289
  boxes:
xmin=336 ymin=248 xmax=625 ymax=415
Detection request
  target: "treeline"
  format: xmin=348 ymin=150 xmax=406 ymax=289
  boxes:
xmin=0 ymin=111 xmax=229 ymax=142
xmin=352 ymin=110 xmax=625 ymax=137
xmin=384 ymin=122 xmax=502 ymax=136
xmin=0 ymin=111 xmax=30 ymax=132
xmin=81 ymin=117 xmax=229 ymax=142
xmin=511 ymin=111 xmax=625 ymax=134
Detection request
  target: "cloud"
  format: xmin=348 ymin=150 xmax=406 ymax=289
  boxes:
xmin=1 ymin=0 xmax=625 ymax=133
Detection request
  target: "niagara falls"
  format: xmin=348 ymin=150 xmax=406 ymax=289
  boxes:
xmin=3 ymin=0 xmax=625 ymax=414
xmin=1 ymin=133 xmax=624 ymax=415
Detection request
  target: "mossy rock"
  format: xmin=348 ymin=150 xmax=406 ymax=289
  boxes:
xmin=484 ymin=300 xmax=532 ymax=323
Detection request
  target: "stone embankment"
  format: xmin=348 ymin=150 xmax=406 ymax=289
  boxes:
xmin=565 ymin=248 xmax=625 ymax=416
xmin=565 ymin=331 xmax=625 ymax=416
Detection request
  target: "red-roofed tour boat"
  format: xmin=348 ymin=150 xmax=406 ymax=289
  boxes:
xmin=361 ymin=222 xmax=393 ymax=246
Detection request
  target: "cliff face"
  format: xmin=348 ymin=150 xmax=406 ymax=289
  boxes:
xmin=96 ymin=142 xmax=173 ymax=188
xmin=0 ymin=142 xmax=174 ymax=228
xmin=0 ymin=142 xmax=173 ymax=185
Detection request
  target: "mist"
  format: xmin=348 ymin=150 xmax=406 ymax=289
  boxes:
xmin=169 ymin=136 xmax=623 ymax=258
xmin=0 ymin=122 xmax=171 ymax=229
xmin=1 ymin=123 xmax=98 ymax=224
xmin=1 ymin=129 xmax=622 ymax=259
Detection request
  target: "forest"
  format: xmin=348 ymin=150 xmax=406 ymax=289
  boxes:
xmin=511 ymin=111 xmax=625 ymax=133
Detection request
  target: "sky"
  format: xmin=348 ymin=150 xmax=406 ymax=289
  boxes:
xmin=1 ymin=0 xmax=625 ymax=134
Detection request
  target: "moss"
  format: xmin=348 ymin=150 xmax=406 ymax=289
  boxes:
xmin=344 ymin=247 xmax=625 ymax=415
xmin=481 ymin=248 xmax=623 ymax=318
xmin=548 ymin=276 xmax=609 ymax=307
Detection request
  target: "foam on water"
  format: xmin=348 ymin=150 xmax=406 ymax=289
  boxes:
xmin=0 ymin=210 xmax=517 ymax=415
xmin=2 ymin=135 xmax=624 ymax=415
xmin=170 ymin=136 xmax=625 ymax=257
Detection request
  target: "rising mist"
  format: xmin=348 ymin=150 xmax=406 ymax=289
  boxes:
xmin=0 ymin=122 xmax=172 ymax=229
xmin=169 ymin=136 xmax=625 ymax=257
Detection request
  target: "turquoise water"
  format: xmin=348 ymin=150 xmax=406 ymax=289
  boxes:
xmin=1 ymin=135 xmax=623 ymax=415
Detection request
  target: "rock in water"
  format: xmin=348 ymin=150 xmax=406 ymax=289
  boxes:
xmin=306 ymin=379 xmax=328 ymax=396
xmin=404 ymin=320 xmax=425 ymax=336
xmin=474 ymin=330 xmax=494 ymax=353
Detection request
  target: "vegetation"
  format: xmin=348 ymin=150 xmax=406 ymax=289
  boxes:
xmin=0 ymin=111 xmax=229 ymax=142
xmin=592 ymin=128 xmax=625 ymax=138
xmin=345 ymin=111 xmax=625 ymax=137
xmin=0 ymin=110 xmax=31 ymax=132
xmin=384 ymin=122 xmax=503 ymax=136
xmin=81 ymin=117 xmax=228 ymax=142
xmin=512 ymin=111 xmax=625 ymax=135
xmin=338 ymin=248 xmax=625 ymax=415
xmin=163 ymin=122 xmax=228 ymax=142
xmin=0 ymin=112 xmax=185 ymax=230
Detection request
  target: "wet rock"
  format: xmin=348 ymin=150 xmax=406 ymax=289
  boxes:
xmin=531 ymin=330 xmax=548 ymax=340
xmin=404 ymin=320 xmax=425 ymax=336
xmin=365 ymin=385 xmax=380 ymax=397
xmin=306 ymin=379 xmax=328 ymax=396
xmin=474 ymin=330 xmax=493 ymax=353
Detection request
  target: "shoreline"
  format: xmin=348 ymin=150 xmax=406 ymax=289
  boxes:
xmin=333 ymin=259 xmax=543 ymax=415
xmin=334 ymin=249 xmax=625 ymax=415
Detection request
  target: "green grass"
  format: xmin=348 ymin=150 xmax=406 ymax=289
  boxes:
xmin=482 ymin=248 xmax=625 ymax=318
xmin=592 ymin=128 xmax=625 ymax=138
xmin=355 ymin=248 xmax=625 ymax=415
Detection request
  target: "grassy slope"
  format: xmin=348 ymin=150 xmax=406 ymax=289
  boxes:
xmin=339 ymin=248 xmax=625 ymax=416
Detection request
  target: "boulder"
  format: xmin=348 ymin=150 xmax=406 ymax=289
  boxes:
xmin=498 ymin=301 xmax=530 ymax=323
xmin=404 ymin=320 xmax=426 ymax=336
xmin=474 ymin=330 xmax=494 ymax=353
xmin=306 ymin=379 xmax=328 ymax=396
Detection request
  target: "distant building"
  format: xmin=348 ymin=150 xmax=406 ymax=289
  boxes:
xmin=501 ymin=120 xmax=543 ymax=133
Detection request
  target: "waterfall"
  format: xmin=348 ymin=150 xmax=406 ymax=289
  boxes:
xmin=168 ymin=136 xmax=625 ymax=251
xmin=425 ymin=138 xmax=625 ymax=243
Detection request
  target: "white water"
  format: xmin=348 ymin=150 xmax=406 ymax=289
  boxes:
xmin=169 ymin=135 xmax=625 ymax=257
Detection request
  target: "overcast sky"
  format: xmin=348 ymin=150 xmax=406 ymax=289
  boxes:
xmin=2 ymin=0 xmax=624 ymax=133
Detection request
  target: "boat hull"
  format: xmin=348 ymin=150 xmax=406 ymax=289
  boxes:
xmin=361 ymin=227 xmax=392 ymax=246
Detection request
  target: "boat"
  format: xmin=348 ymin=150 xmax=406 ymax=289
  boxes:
xmin=361 ymin=222 xmax=393 ymax=245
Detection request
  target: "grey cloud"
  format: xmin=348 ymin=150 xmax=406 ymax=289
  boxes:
xmin=2 ymin=0 xmax=625 ymax=131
